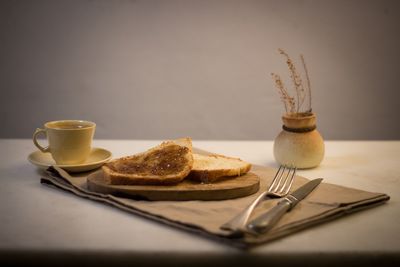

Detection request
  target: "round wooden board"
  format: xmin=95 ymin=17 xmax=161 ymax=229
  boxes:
xmin=87 ymin=171 xmax=260 ymax=201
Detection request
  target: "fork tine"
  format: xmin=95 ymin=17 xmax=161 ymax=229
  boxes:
xmin=270 ymin=165 xmax=287 ymax=192
xmin=275 ymin=165 xmax=291 ymax=194
xmin=277 ymin=165 xmax=292 ymax=194
xmin=281 ymin=167 xmax=296 ymax=195
xmin=268 ymin=165 xmax=284 ymax=191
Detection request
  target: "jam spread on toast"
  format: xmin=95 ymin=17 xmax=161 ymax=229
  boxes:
xmin=106 ymin=145 xmax=189 ymax=176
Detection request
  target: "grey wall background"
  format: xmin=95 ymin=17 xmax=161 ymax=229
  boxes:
xmin=1 ymin=0 xmax=399 ymax=140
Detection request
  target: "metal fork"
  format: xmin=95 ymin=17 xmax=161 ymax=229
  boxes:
xmin=220 ymin=165 xmax=296 ymax=232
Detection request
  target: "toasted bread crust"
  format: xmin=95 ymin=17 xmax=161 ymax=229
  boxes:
xmin=102 ymin=138 xmax=193 ymax=185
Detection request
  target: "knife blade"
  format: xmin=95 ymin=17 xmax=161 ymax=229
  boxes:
xmin=246 ymin=178 xmax=323 ymax=235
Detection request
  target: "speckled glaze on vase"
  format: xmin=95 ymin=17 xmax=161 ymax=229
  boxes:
xmin=273 ymin=112 xmax=324 ymax=169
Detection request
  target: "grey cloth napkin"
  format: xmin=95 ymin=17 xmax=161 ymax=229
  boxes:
xmin=40 ymin=164 xmax=389 ymax=248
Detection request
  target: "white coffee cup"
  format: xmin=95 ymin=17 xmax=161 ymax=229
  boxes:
xmin=33 ymin=120 xmax=96 ymax=165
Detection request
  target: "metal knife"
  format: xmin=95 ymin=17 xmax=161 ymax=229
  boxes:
xmin=246 ymin=178 xmax=323 ymax=235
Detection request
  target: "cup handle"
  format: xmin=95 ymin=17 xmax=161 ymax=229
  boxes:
xmin=33 ymin=128 xmax=50 ymax=153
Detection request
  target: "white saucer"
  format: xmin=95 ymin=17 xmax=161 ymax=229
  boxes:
xmin=28 ymin=147 xmax=112 ymax=173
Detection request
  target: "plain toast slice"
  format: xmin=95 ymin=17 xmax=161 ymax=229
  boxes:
xmin=102 ymin=138 xmax=193 ymax=185
xmin=189 ymin=153 xmax=251 ymax=183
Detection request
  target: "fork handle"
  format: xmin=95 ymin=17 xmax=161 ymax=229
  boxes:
xmin=220 ymin=191 xmax=268 ymax=231
xmin=246 ymin=199 xmax=291 ymax=234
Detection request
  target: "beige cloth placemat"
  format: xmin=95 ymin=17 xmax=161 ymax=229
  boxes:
xmin=40 ymin=164 xmax=389 ymax=248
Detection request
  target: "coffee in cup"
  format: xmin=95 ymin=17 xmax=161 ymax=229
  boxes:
xmin=33 ymin=120 xmax=96 ymax=165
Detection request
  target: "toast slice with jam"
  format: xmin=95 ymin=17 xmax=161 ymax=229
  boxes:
xmin=102 ymin=138 xmax=193 ymax=185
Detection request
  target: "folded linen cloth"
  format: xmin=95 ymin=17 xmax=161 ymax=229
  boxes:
xmin=40 ymin=163 xmax=389 ymax=248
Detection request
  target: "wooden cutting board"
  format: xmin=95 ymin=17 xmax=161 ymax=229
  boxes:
xmin=87 ymin=171 xmax=260 ymax=201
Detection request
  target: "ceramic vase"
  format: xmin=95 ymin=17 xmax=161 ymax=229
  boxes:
xmin=273 ymin=112 xmax=324 ymax=169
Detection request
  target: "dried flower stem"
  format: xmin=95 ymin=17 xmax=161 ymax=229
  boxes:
xmin=300 ymin=54 xmax=312 ymax=112
xmin=278 ymin=49 xmax=306 ymax=113
xmin=271 ymin=49 xmax=312 ymax=115
xmin=271 ymin=73 xmax=295 ymax=113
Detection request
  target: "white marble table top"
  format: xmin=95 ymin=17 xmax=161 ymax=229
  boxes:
xmin=0 ymin=139 xmax=399 ymax=266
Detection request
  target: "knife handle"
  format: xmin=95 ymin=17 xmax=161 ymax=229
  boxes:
xmin=246 ymin=199 xmax=291 ymax=234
